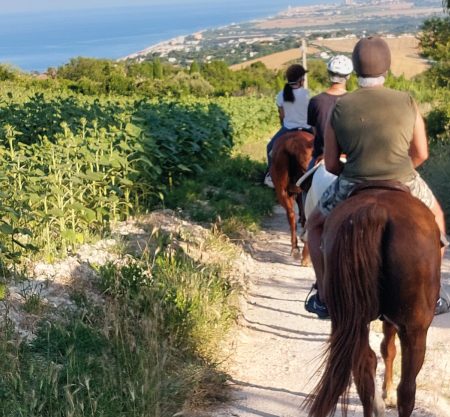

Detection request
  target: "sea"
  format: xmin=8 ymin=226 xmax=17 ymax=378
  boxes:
xmin=0 ymin=0 xmax=331 ymax=73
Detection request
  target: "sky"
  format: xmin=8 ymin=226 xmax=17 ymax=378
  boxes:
xmin=1 ymin=0 xmax=217 ymax=14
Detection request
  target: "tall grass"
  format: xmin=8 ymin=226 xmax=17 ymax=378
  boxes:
xmin=0 ymin=85 xmax=277 ymax=415
xmin=164 ymin=154 xmax=275 ymax=239
xmin=0 ymin=231 xmax=239 ymax=416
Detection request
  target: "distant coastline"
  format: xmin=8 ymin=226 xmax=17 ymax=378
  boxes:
xmin=0 ymin=0 xmax=312 ymax=72
xmin=0 ymin=0 xmax=442 ymax=72
xmin=120 ymin=0 xmax=443 ymax=70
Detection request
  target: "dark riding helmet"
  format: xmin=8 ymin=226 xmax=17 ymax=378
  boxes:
xmin=286 ymin=64 xmax=308 ymax=85
xmin=352 ymin=36 xmax=391 ymax=77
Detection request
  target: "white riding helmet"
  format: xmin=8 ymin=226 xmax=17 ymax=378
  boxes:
xmin=327 ymin=55 xmax=353 ymax=76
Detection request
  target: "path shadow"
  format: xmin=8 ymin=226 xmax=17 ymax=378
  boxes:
xmin=247 ymin=301 xmax=301 ymax=316
xmin=242 ymin=316 xmax=328 ymax=342
xmin=229 ymin=378 xmax=307 ymax=398
xmin=248 ymin=293 xmax=302 ymax=303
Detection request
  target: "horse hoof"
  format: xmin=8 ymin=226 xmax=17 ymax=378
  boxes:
xmin=382 ymin=390 xmax=397 ymax=408
xmin=292 ymin=248 xmax=301 ymax=260
xmin=301 ymin=259 xmax=313 ymax=267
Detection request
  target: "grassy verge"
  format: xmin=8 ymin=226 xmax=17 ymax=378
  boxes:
xmin=0 ymin=100 xmax=279 ymax=417
xmin=164 ymin=153 xmax=275 ymax=239
xmin=0 ymin=89 xmax=278 ymax=415
xmin=0 ymin=228 xmax=239 ymax=416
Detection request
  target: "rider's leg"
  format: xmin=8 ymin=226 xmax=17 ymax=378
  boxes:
xmin=267 ymin=127 xmax=288 ymax=169
xmin=406 ymin=172 xmax=449 ymax=314
xmin=429 ymin=200 xmax=447 ymax=257
xmin=406 ymin=172 xmax=448 ymax=256
xmin=306 ymin=207 xmax=327 ymax=298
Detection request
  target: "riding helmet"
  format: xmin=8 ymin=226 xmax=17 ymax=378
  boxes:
xmin=327 ymin=55 xmax=353 ymax=76
xmin=352 ymin=36 xmax=391 ymax=77
xmin=286 ymin=64 xmax=308 ymax=85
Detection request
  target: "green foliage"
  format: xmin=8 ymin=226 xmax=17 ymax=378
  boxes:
xmin=98 ymin=261 xmax=154 ymax=298
xmin=418 ymin=17 xmax=450 ymax=88
xmin=420 ymin=142 xmax=450 ymax=227
xmin=166 ymin=72 xmax=214 ymax=97
xmin=0 ymin=238 xmax=237 ymax=416
xmin=0 ymin=86 xmax=278 ymax=259
xmin=0 ymin=65 xmax=17 ymax=81
xmin=153 ymin=57 xmax=163 ymax=79
xmin=419 ymin=17 xmax=450 ymax=62
xmin=126 ymin=61 xmax=154 ymax=78
xmin=307 ymin=59 xmax=329 ymax=93
xmin=50 ymin=56 xmax=281 ymax=97
xmin=426 ymin=94 xmax=450 ymax=143
xmin=189 ymin=60 xmax=200 ymax=74
xmin=200 ymin=61 xmax=237 ymax=95
xmin=417 ymin=17 xmax=450 ymax=140
xmin=164 ymin=154 xmax=274 ymax=236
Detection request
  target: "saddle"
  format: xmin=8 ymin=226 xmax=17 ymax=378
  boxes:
xmin=348 ymin=180 xmax=410 ymax=198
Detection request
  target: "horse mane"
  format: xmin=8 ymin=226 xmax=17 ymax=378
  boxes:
xmin=304 ymin=202 xmax=388 ymax=417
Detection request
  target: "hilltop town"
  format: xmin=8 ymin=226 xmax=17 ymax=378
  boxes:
xmin=122 ymin=0 xmax=443 ymax=67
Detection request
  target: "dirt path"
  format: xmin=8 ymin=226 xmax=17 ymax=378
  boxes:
xmin=212 ymin=205 xmax=450 ymax=417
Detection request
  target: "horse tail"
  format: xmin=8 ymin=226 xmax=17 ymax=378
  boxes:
xmin=305 ymin=203 xmax=388 ymax=417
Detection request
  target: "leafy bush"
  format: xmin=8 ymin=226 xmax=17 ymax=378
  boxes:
xmin=427 ymin=102 xmax=450 ymax=142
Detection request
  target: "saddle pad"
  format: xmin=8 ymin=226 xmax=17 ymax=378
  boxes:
xmin=349 ymin=180 xmax=410 ymax=197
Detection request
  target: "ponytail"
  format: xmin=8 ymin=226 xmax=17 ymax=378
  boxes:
xmin=283 ymin=83 xmax=295 ymax=102
xmin=283 ymin=64 xmax=307 ymax=102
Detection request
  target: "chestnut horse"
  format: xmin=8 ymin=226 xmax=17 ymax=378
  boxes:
xmin=270 ymin=130 xmax=313 ymax=264
xmin=304 ymin=184 xmax=441 ymax=417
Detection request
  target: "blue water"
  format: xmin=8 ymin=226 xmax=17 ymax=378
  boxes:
xmin=0 ymin=0 xmax=330 ymax=72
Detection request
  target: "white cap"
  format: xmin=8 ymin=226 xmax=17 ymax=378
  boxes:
xmin=327 ymin=55 xmax=353 ymax=76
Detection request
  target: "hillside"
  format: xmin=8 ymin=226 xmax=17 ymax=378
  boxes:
xmin=123 ymin=0 xmax=443 ymax=70
xmin=230 ymin=35 xmax=429 ymax=79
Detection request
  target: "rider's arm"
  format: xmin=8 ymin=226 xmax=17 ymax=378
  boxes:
xmin=409 ymin=103 xmax=428 ymax=168
xmin=324 ymin=120 xmax=343 ymax=175
xmin=278 ymin=106 xmax=284 ymax=125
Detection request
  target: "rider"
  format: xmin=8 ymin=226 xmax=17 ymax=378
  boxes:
xmin=307 ymin=55 xmax=353 ymax=169
xmin=264 ymin=64 xmax=311 ymax=188
xmin=305 ymin=36 xmax=450 ymax=318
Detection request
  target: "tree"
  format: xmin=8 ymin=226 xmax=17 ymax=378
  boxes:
xmin=0 ymin=64 xmax=17 ymax=81
xmin=189 ymin=61 xmax=200 ymax=74
xmin=126 ymin=61 xmax=154 ymax=79
xmin=153 ymin=58 xmax=163 ymax=79
xmin=200 ymin=61 xmax=237 ymax=95
xmin=418 ymin=17 xmax=450 ymax=88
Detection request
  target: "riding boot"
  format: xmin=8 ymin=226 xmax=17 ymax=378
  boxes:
xmin=435 ymin=286 xmax=450 ymax=315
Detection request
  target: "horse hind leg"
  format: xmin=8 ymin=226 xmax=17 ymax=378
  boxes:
xmin=381 ymin=321 xmax=397 ymax=408
xmin=279 ymin=191 xmax=300 ymax=259
xmin=352 ymin=326 xmax=385 ymax=417
xmin=396 ymin=326 xmax=428 ymax=417
xmin=300 ymin=242 xmax=312 ymax=267
xmin=295 ymin=192 xmax=312 ymax=266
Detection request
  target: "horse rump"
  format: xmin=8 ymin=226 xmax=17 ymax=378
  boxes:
xmin=303 ymin=190 xmax=440 ymax=417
